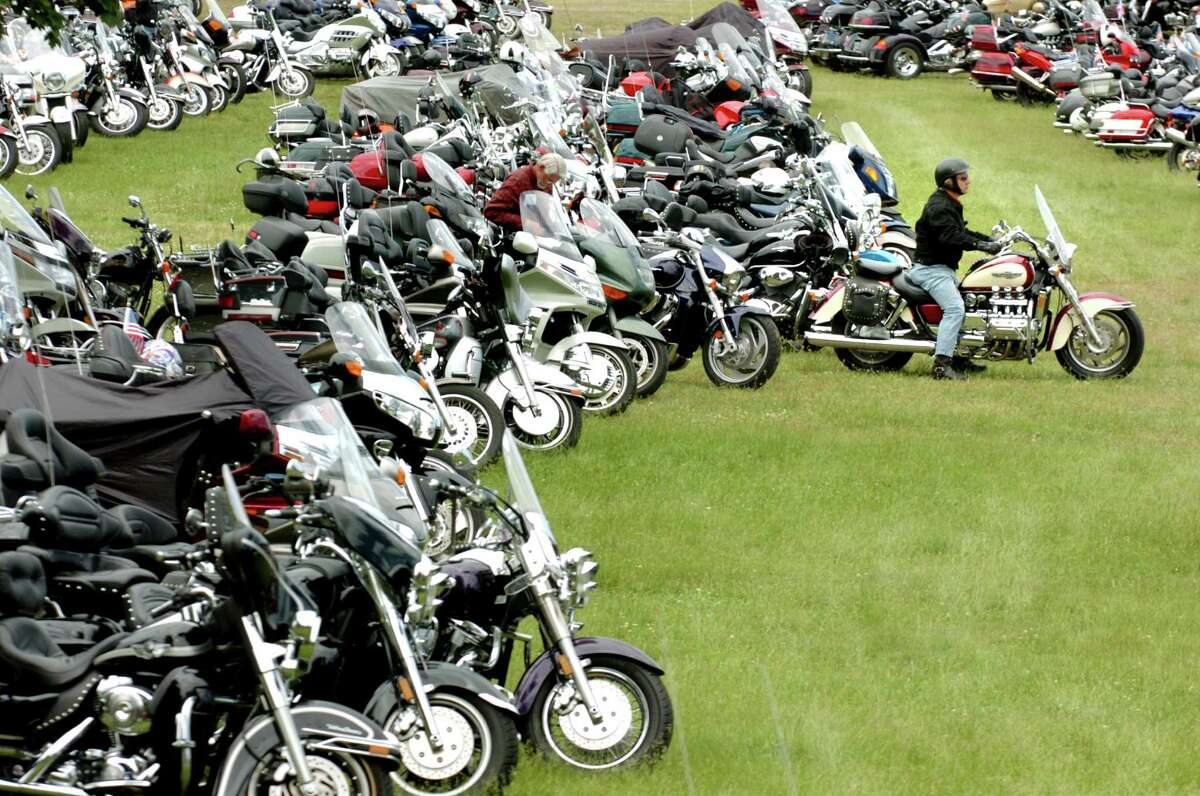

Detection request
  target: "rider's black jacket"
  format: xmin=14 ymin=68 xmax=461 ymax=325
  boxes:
xmin=914 ymin=189 xmax=991 ymax=269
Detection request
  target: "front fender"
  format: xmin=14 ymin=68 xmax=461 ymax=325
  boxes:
xmin=213 ymin=700 xmax=400 ymax=795
xmin=1049 ymin=291 xmax=1134 ymax=351
xmin=878 ymin=229 xmax=916 ymax=251
xmin=704 ymin=304 xmax=774 ymax=338
xmin=545 ymin=330 xmax=627 ymax=362
xmin=155 ymin=84 xmax=185 ymax=101
xmin=513 ymin=636 xmax=665 ymax=718
xmin=219 ymin=50 xmax=246 ymax=64
xmin=116 ymin=87 xmax=148 ymax=106
xmin=48 ymin=105 xmax=73 ymax=124
xmin=485 ymin=358 xmax=584 ymax=407
xmin=418 ymin=661 xmax=518 ymax=714
xmin=613 ymin=315 xmax=666 ymax=343
xmin=167 ymin=73 xmax=212 ymax=89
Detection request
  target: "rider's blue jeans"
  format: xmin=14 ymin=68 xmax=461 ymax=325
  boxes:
xmin=907 ymin=264 xmax=964 ymax=358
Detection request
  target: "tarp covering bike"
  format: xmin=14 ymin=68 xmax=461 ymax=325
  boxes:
xmin=339 ymin=64 xmax=528 ymax=126
xmin=579 ymin=2 xmax=763 ymax=73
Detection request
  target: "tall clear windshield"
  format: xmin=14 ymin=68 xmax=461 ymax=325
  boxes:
xmin=0 ymin=186 xmax=52 ymax=245
xmin=326 ymin=301 xmax=402 ymax=376
xmin=205 ymin=0 xmax=230 ymax=26
xmin=519 ymin=14 xmax=568 ymax=76
xmin=1034 ymin=185 xmax=1069 ymax=257
xmin=816 ymin=141 xmax=868 ymax=208
xmin=584 ymin=115 xmax=612 ymax=167
xmin=274 ymin=398 xmax=382 ymax=510
xmin=759 ymin=0 xmax=804 ymax=36
xmin=0 ymin=18 xmax=65 ymax=62
xmin=520 ymin=190 xmax=576 ymax=251
xmin=716 ymin=40 xmax=753 ymax=88
xmin=427 ymin=218 xmax=474 ymax=269
xmin=841 ymin=121 xmax=881 ymax=159
xmin=530 ymin=112 xmax=573 ymax=159
xmin=421 ymin=152 xmax=473 ymax=202
xmin=502 ymin=430 xmax=543 ymax=517
xmin=577 ymin=197 xmax=639 ymax=248
xmin=0 ymin=240 xmax=18 ymax=336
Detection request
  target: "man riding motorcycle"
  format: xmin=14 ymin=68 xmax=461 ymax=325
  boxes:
xmin=910 ymin=158 xmax=1003 ymax=381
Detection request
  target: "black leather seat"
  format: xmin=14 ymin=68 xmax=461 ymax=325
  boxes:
xmin=0 ymin=551 xmax=114 ymax=654
xmin=288 ymin=27 xmax=319 ymax=41
xmin=90 ymin=324 xmax=163 ymax=385
xmin=108 ymin=505 xmax=194 ymax=577
xmin=284 ymin=211 xmax=340 ymax=235
xmin=20 ymin=486 xmax=134 ymax=552
xmin=892 ymin=271 xmax=934 ymax=304
xmin=0 ymin=409 xmax=103 ymax=505
xmin=684 ymin=138 xmax=737 ymax=165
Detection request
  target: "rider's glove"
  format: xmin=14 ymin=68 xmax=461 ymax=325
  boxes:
xmin=977 ymin=239 xmax=1003 ymax=254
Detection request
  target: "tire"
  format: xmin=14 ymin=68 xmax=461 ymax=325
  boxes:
xmin=666 ymin=353 xmax=690 ymax=372
xmin=436 ymin=383 xmax=504 ymax=469
xmin=624 ymin=335 xmax=670 ymax=398
xmin=383 ymin=691 xmax=518 ymax=795
xmin=581 ymin=344 xmax=636 ymax=416
xmin=416 ymin=450 xmax=486 ymax=557
xmin=885 ymin=44 xmax=923 ymax=79
xmin=242 ymin=747 xmax=389 ymax=795
xmin=146 ymin=96 xmax=184 ymax=131
xmin=209 ymin=84 xmax=229 ymax=114
xmin=1055 ymin=307 xmax=1144 ymax=379
xmin=881 ymin=243 xmax=914 ymax=268
xmin=146 ymin=306 xmax=187 ymax=343
xmin=91 ymin=97 xmax=149 ymax=137
xmin=366 ymin=52 xmax=406 ymax=79
xmin=701 ymin=314 xmax=781 ymax=388
xmin=831 ymin=318 xmax=913 ymax=372
xmin=275 ymin=67 xmax=315 ymax=98
xmin=991 ymin=89 xmax=1017 ymax=102
xmin=503 ymin=389 xmax=582 ymax=452
xmin=221 ymin=63 xmax=247 ymax=104
xmin=180 ymin=83 xmax=211 ymax=117
xmin=54 ymin=120 xmax=74 ymax=164
xmin=529 ymin=655 xmax=674 ymax=771
xmin=0 ymin=135 xmax=18 ymax=179
xmin=14 ymin=125 xmax=62 ymax=176
xmin=495 ymin=13 xmax=517 ymax=36
xmin=793 ymin=67 xmax=813 ymax=98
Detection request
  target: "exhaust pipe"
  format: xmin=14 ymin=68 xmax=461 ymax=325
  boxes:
xmin=1010 ymin=66 xmax=1055 ymax=97
xmin=0 ymin=782 xmax=89 ymax=795
xmin=804 ymin=332 xmax=936 ymax=353
xmin=1165 ymin=128 xmax=1194 ymax=147
xmin=1097 ymin=140 xmax=1173 ymax=151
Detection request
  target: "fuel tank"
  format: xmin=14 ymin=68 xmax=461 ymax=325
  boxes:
xmin=959 ymin=254 xmax=1033 ymax=290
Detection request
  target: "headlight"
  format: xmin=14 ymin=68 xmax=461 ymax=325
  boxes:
xmin=721 ymin=266 xmax=746 ymax=292
xmin=43 ymin=72 xmax=67 ymax=92
xmin=373 ymin=390 xmax=441 ymax=441
xmin=558 ymin=547 xmax=598 ymax=611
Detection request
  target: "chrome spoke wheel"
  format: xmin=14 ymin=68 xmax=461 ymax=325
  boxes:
xmin=389 ymin=694 xmax=491 ymax=795
xmin=1065 ymin=312 xmax=1131 ymax=375
xmin=540 ymin=668 xmax=649 ymax=770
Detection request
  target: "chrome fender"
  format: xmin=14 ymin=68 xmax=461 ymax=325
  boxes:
xmin=48 ymin=105 xmax=73 ymax=124
xmin=810 ymin=283 xmax=845 ymax=324
xmin=212 ymin=700 xmax=400 ymax=795
xmin=443 ymin=339 xmax=484 ymax=384
xmin=167 ymin=73 xmax=212 ymax=90
xmin=116 ymin=87 xmax=149 ymax=106
xmin=545 ymin=331 xmax=627 ymax=363
xmin=362 ymin=41 xmax=397 ymax=63
xmin=22 ymin=114 xmax=51 ymax=125
xmin=366 ymin=662 xmax=518 ymax=720
xmin=1049 ymin=292 xmax=1134 ymax=351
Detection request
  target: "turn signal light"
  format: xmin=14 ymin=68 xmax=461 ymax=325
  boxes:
xmin=874 ymin=39 xmax=889 ymax=50
xmin=602 ymin=285 xmax=628 ymax=301
xmin=238 ymin=408 xmax=273 ymax=440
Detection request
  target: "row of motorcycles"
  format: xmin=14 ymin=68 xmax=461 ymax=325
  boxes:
xmin=0 ymin=4 xmax=1146 ymax=793
xmin=0 ymin=0 xmax=556 ymax=179
xmin=788 ymin=0 xmax=1200 ymax=178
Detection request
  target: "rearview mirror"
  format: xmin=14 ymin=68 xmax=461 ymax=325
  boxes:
xmin=128 ymin=195 xmax=141 ymax=208
xmin=641 ymin=207 xmax=663 ymax=225
xmin=512 ymin=231 xmax=538 ymax=255
xmin=361 ymin=262 xmax=378 ymax=280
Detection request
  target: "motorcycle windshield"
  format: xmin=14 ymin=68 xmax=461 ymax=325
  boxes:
xmin=205 ymin=0 xmax=231 ymax=27
xmin=841 ymin=121 xmax=882 ymax=160
xmin=520 ymin=190 xmax=581 ymax=259
xmin=326 ymin=301 xmax=403 ymax=376
xmin=530 ymin=112 xmax=574 ymax=159
xmin=427 ymin=218 xmax=475 ymax=270
xmin=716 ymin=40 xmax=754 ymax=89
xmin=583 ymin=114 xmax=613 ymax=168
xmin=502 ymin=430 xmax=544 ymax=518
xmin=0 ymin=18 xmax=62 ymax=62
xmin=0 ymin=240 xmax=19 ymax=337
xmin=577 ymin=197 xmax=639 ymax=249
xmin=1034 ymin=185 xmax=1070 ymax=261
xmin=816 ymin=141 xmax=868 ymax=208
xmin=0 ymin=186 xmax=53 ymax=248
xmin=421 ymin=151 xmax=473 ymax=203
xmin=519 ymin=13 xmax=567 ymax=74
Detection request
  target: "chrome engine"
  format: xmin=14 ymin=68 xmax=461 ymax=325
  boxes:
xmin=96 ymin=676 xmax=154 ymax=737
xmin=961 ymin=288 xmax=1037 ymax=345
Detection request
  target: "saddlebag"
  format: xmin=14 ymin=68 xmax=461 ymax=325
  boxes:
xmin=842 ymin=275 xmax=890 ymax=327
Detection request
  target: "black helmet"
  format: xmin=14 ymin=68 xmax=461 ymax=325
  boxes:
xmin=934 ymin=158 xmax=969 ymax=190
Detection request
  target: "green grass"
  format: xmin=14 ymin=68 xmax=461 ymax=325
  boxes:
xmin=21 ymin=9 xmax=1200 ymax=793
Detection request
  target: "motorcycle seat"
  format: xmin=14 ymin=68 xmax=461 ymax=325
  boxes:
xmin=20 ymin=486 xmax=135 ymax=553
xmin=856 ymin=259 xmax=903 ymax=279
xmin=90 ymin=325 xmax=163 ymax=386
xmin=892 ymin=270 xmax=933 ymax=304
xmin=284 ymin=211 xmax=341 ymax=235
xmin=0 ymin=409 xmax=103 ymax=506
xmin=0 ymin=615 xmax=124 ymax=692
xmin=697 ymin=210 xmax=799 ymax=247
xmin=732 ymin=207 xmax=791 ymax=229
xmin=0 ymin=552 xmax=116 ymax=653
xmin=684 ymin=139 xmax=738 ymax=165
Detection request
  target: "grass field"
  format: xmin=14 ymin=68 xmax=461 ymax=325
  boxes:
xmin=19 ymin=6 xmax=1200 ymax=793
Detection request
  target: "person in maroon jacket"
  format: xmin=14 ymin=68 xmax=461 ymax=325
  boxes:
xmin=483 ymin=153 xmax=567 ymax=232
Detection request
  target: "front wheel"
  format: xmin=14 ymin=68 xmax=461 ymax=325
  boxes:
xmin=503 ymin=389 xmax=582 ymax=451
xmin=14 ymin=125 xmax=62 ymax=176
xmin=1055 ymin=308 xmax=1144 ymax=379
xmin=0 ymin=135 xmax=18 ymax=179
xmin=436 ymin=383 xmax=504 ymax=469
xmin=1167 ymin=142 xmax=1200 ymax=174
xmin=180 ymin=83 xmax=211 ymax=117
xmin=146 ymin=96 xmax=184 ymax=131
xmin=701 ymin=314 xmax=781 ymax=388
xmin=793 ymin=66 xmax=813 ymax=98
xmin=275 ymin=67 xmax=315 ymax=98
xmin=886 ymin=44 xmax=923 ymax=79
xmin=580 ymin=344 xmax=636 ymax=416
xmin=366 ymin=52 xmax=406 ymax=78
xmin=243 ymin=748 xmax=389 ymax=795
xmin=91 ymin=96 xmax=149 ymax=137
xmin=209 ymin=83 xmax=229 ymax=113
xmin=384 ymin=691 xmax=518 ymax=795
xmin=624 ymin=335 xmax=670 ymax=398
xmin=221 ymin=62 xmax=247 ymax=104
xmin=529 ymin=655 xmax=673 ymax=771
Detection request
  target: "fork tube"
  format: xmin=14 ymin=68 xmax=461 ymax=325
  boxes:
xmin=242 ymin=616 xmax=314 ymax=786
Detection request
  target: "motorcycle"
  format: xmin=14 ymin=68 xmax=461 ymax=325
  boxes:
xmin=802 ymin=186 xmax=1144 ymax=379
xmin=428 ymin=431 xmax=674 ymax=770
xmin=284 ymin=0 xmax=409 ymax=79
xmin=226 ymin=5 xmax=317 ymax=97
xmin=68 ymin=20 xmax=151 ymax=138
xmin=0 ymin=74 xmax=63 ymax=176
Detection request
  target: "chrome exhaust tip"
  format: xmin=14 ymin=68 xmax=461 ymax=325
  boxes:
xmin=804 ymin=332 xmax=937 ymax=354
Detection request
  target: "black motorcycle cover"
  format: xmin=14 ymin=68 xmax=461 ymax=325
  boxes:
xmin=581 ymin=3 xmax=763 ymax=72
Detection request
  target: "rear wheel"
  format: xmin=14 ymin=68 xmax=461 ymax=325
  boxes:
xmin=221 ymin=62 xmax=247 ymax=104
xmin=832 ymin=318 xmax=913 ymax=372
xmin=1166 ymin=142 xmax=1200 ymax=173
xmin=886 ymin=44 xmax=923 ymax=79
xmin=0 ymin=135 xmax=18 ymax=178
xmin=366 ymin=52 xmax=406 ymax=78
xmin=625 ymin=335 xmax=670 ymax=398
xmin=581 ymin=344 xmax=636 ymax=416
xmin=14 ymin=125 xmax=62 ymax=176
xmin=701 ymin=314 xmax=781 ymax=388
xmin=793 ymin=66 xmax=813 ymax=97
xmin=209 ymin=84 xmax=229 ymax=113
xmin=1055 ymin=308 xmax=1143 ymax=379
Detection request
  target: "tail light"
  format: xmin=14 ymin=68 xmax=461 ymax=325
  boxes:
xmin=218 ymin=292 xmax=236 ymax=310
xmin=238 ymin=408 xmax=275 ymax=443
